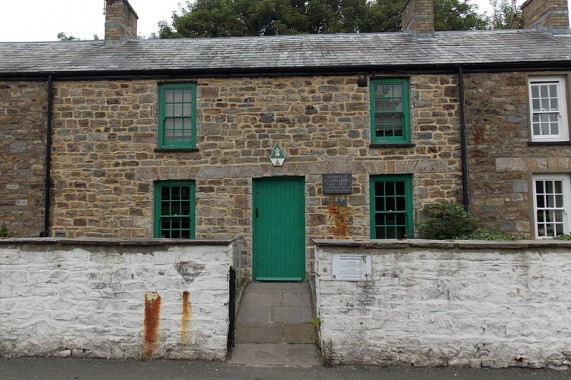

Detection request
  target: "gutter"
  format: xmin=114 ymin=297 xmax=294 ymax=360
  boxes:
xmin=1 ymin=61 xmax=571 ymax=81
xmin=458 ymin=67 xmax=470 ymax=210
xmin=42 ymin=75 xmax=53 ymax=237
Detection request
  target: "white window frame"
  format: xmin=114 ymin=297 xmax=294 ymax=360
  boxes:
xmin=532 ymin=174 xmax=571 ymax=238
xmin=528 ymin=76 xmax=569 ymax=142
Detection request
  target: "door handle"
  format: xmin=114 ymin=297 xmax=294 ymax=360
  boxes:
xmin=255 ymin=208 xmax=259 ymax=218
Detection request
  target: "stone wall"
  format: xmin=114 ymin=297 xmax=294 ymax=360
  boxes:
xmin=50 ymin=75 xmax=462 ymax=279
xmin=0 ymin=238 xmax=235 ymax=360
xmin=0 ymin=81 xmax=47 ymax=238
xmin=464 ymin=71 xmax=571 ymax=237
xmin=314 ymin=239 xmax=571 ymax=368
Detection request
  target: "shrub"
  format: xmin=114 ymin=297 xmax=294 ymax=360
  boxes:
xmin=417 ymin=201 xmax=471 ymax=239
xmin=465 ymin=227 xmax=523 ymax=241
xmin=0 ymin=223 xmax=7 ymax=238
xmin=554 ymin=233 xmax=571 ymax=240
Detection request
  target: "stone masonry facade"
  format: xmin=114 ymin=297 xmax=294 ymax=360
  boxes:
xmin=49 ymin=75 xmax=462 ymax=278
xmin=0 ymin=81 xmax=47 ymax=238
xmin=3 ymin=71 xmax=567 ymax=278
xmin=464 ymin=71 xmax=571 ymax=235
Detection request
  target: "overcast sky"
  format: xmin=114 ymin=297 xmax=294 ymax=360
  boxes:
xmin=0 ymin=0 xmax=540 ymax=42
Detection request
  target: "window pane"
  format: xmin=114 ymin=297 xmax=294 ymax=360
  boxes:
xmin=165 ymin=90 xmax=174 ymax=103
xmin=165 ymin=104 xmax=174 ymax=117
xmin=174 ymin=89 xmax=183 ymax=102
xmin=183 ymin=89 xmax=192 ymax=103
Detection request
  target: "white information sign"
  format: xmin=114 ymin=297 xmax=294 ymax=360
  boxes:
xmin=331 ymin=254 xmax=372 ymax=281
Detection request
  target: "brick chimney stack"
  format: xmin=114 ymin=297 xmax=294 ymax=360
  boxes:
xmin=402 ymin=0 xmax=435 ymax=38
xmin=522 ymin=0 xmax=569 ymax=33
xmin=104 ymin=0 xmax=139 ymax=46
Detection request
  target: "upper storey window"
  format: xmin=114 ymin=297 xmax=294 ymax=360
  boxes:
xmin=370 ymin=78 xmax=410 ymax=145
xmin=158 ymin=84 xmax=197 ymax=149
xmin=528 ymin=76 xmax=569 ymax=142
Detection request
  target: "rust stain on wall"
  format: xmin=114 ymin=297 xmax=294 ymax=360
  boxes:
xmin=328 ymin=205 xmax=350 ymax=238
xmin=181 ymin=290 xmax=193 ymax=345
xmin=143 ymin=291 xmax=161 ymax=358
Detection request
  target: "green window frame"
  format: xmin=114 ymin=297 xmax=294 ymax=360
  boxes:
xmin=154 ymin=181 xmax=196 ymax=239
xmin=370 ymin=175 xmax=413 ymax=239
xmin=370 ymin=78 xmax=410 ymax=144
xmin=158 ymin=83 xmax=197 ymax=149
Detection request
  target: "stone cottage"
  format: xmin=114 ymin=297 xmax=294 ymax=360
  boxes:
xmin=0 ymin=0 xmax=569 ymax=281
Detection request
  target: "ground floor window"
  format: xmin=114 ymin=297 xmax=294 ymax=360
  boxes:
xmin=533 ymin=174 xmax=570 ymax=238
xmin=154 ymin=181 xmax=195 ymax=239
xmin=370 ymin=175 xmax=413 ymax=239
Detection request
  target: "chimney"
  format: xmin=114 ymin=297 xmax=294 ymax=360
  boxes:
xmin=104 ymin=0 xmax=139 ymax=46
xmin=402 ymin=0 xmax=435 ymax=38
xmin=522 ymin=0 xmax=569 ymax=33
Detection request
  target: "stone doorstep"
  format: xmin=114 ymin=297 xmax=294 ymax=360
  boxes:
xmin=235 ymin=322 xmax=317 ymax=344
xmin=236 ymin=305 xmax=314 ymax=324
xmin=241 ymin=291 xmax=312 ymax=307
xmin=228 ymin=343 xmax=322 ymax=368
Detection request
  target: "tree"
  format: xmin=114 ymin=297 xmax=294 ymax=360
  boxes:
xmin=57 ymin=32 xmax=80 ymax=41
xmin=434 ymin=0 xmax=488 ymax=30
xmin=157 ymin=0 xmax=491 ymax=38
xmin=488 ymin=0 xmax=522 ymax=29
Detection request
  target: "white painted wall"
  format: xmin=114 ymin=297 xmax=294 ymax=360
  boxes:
xmin=0 ymin=239 xmax=235 ymax=360
xmin=314 ymin=239 xmax=571 ymax=368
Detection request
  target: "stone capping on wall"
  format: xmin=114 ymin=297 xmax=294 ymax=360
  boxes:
xmin=313 ymin=238 xmax=571 ymax=250
xmin=0 ymin=237 xmax=236 ymax=248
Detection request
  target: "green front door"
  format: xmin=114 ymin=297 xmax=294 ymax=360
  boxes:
xmin=253 ymin=177 xmax=305 ymax=281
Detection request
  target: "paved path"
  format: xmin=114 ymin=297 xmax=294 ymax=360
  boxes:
xmin=1 ymin=358 xmax=569 ymax=380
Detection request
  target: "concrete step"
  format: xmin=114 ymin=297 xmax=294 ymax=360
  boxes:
xmin=228 ymin=343 xmax=322 ymax=367
xmin=235 ymin=322 xmax=316 ymax=344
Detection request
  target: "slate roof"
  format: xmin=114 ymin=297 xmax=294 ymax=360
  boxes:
xmin=0 ymin=29 xmax=570 ymax=76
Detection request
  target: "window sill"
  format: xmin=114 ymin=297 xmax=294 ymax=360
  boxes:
xmin=154 ymin=148 xmax=199 ymax=153
xmin=528 ymin=141 xmax=571 ymax=146
xmin=369 ymin=143 xmax=416 ymax=148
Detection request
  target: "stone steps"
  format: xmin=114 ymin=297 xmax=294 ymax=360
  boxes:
xmin=234 ymin=282 xmax=317 ymax=344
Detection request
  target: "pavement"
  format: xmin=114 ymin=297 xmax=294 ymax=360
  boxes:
xmin=1 ymin=357 xmax=570 ymax=380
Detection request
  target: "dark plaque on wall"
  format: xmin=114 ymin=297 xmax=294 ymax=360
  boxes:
xmin=323 ymin=174 xmax=352 ymax=194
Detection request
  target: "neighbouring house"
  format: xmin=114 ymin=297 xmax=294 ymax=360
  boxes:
xmin=0 ymin=0 xmax=570 ymax=283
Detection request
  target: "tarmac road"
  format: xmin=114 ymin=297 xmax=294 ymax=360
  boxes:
xmin=1 ymin=358 xmax=570 ymax=380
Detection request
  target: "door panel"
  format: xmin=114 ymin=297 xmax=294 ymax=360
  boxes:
xmin=253 ymin=177 xmax=305 ymax=281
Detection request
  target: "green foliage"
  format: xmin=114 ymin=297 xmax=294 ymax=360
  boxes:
xmin=157 ymin=0 xmax=491 ymax=38
xmin=465 ymin=227 xmax=523 ymax=241
xmin=554 ymin=233 xmax=571 ymax=241
xmin=487 ymin=0 xmax=522 ymax=29
xmin=57 ymin=32 xmax=80 ymax=41
xmin=434 ymin=0 xmax=488 ymax=31
xmin=0 ymin=223 xmax=7 ymax=238
xmin=417 ymin=201 xmax=471 ymax=239
xmin=321 ymin=339 xmax=335 ymax=367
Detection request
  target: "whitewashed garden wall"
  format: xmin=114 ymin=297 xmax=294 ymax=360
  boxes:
xmin=314 ymin=239 xmax=571 ymax=368
xmin=0 ymin=238 xmax=238 ymax=360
